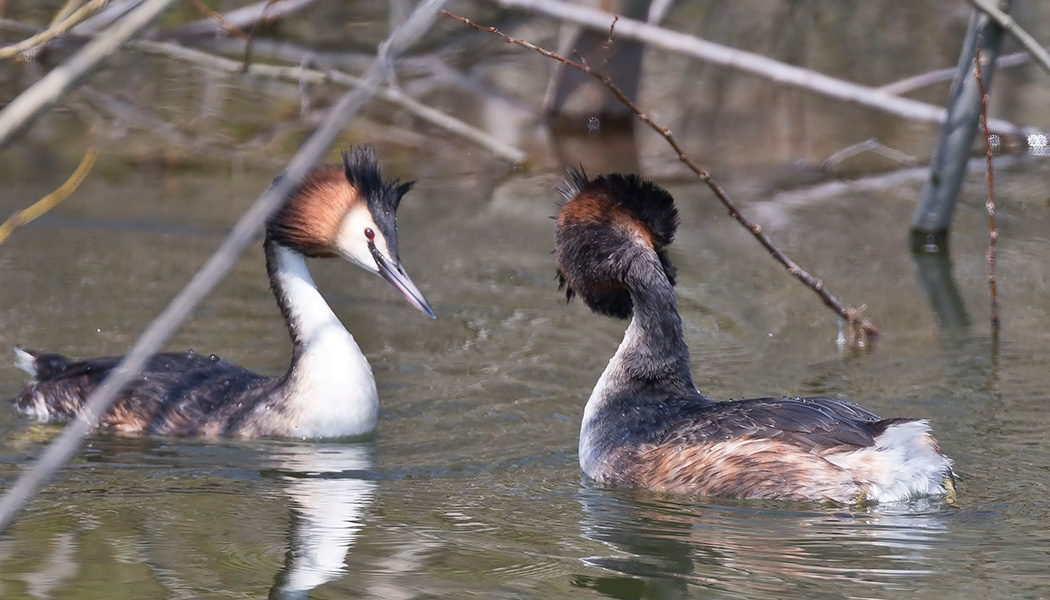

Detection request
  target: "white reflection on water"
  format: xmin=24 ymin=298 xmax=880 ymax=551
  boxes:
xmin=266 ymin=443 xmax=375 ymax=600
xmin=574 ymin=485 xmax=950 ymax=599
xmin=0 ymin=531 xmax=78 ymax=599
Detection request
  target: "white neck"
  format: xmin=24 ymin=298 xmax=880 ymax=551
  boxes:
xmin=271 ymin=244 xmax=378 ymax=438
xmin=579 ymin=315 xmax=641 ymax=472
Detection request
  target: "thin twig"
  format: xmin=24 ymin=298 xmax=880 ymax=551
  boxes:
xmin=0 ymin=0 xmax=179 ymax=149
xmin=0 ymin=0 xmax=107 ymax=61
xmin=443 ymin=11 xmax=877 ymax=341
xmin=129 ymin=40 xmax=527 ymax=163
xmin=970 ymin=0 xmax=1050 ymax=77
xmin=974 ymin=40 xmax=1001 ymax=336
xmin=238 ymin=0 xmax=281 ymax=73
xmin=77 ymin=84 xmax=211 ymax=150
xmin=299 ymin=52 xmax=314 ymax=117
xmin=71 ymin=0 xmax=143 ymax=36
xmin=878 ymin=48 xmax=1041 ymax=96
xmin=0 ymin=147 xmax=98 ymax=245
xmin=152 ymin=0 xmax=313 ymax=42
xmin=600 ymin=15 xmax=617 ymax=70
xmin=0 ymin=13 xmax=525 ymax=162
xmin=50 ymin=0 xmax=89 ymax=27
xmin=821 ymin=138 xmax=918 ymax=172
xmin=187 ymin=0 xmax=250 ymax=41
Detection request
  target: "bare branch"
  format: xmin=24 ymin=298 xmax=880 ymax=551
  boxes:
xmin=71 ymin=0 xmax=144 ymax=35
xmin=485 ymin=0 xmax=1030 ymax=136
xmin=879 ymin=48 xmax=1041 ymax=96
xmin=822 ymin=138 xmax=918 ymax=172
xmin=0 ymin=0 xmax=179 ymax=149
xmin=186 ymin=0 xmax=251 ymax=41
xmin=153 ymin=0 xmax=315 ymax=42
xmin=0 ymin=0 xmax=107 ymax=61
xmin=970 ymin=0 xmax=1050 ymax=77
xmin=129 ymin=40 xmax=527 ymax=163
xmin=443 ymin=11 xmax=878 ymax=341
xmin=600 ymin=14 xmax=617 ymax=70
xmin=50 ymin=0 xmax=89 ymax=27
xmin=77 ymin=85 xmax=216 ymax=151
xmin=0 ymin=147 xmax=98 ymax=245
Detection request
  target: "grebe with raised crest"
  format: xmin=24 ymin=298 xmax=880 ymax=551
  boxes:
xmin=11 ymin=145 xmax=434 ymax=439
xmin=554 ymin=168 xmax=954 ymax=504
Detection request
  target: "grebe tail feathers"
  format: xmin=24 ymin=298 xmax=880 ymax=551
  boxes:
xmin=13 ymin=347 xmax=37 ymax=378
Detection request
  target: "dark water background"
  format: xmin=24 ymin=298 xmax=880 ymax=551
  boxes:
xmin=2 ymin=1 xmax=1050 ymax=598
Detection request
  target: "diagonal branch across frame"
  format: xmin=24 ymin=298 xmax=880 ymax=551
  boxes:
xmin=442 ymin=10 xmax=878 ymax=342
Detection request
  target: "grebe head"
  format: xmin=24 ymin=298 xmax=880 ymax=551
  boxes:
xmin=555 ymin=167 xmax=679 ymax=319
xmin=268 ymin=145 xmax=435 ymax=317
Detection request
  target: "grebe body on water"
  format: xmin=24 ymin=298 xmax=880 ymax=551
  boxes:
xmin=554 ymin=168 xmax=954 ymax=504
xmin=11 ymin=146 xmax=434 ymax=439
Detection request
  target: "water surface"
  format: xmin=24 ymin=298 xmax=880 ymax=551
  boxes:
xmin=3 ymin=1 xmax=1050 ymax=598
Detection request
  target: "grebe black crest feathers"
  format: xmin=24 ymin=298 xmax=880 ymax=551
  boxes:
xmin=556 ymin=167 xmax=677 ymax=319
xmin=11 ymin=145 xmax=434 ymax=438
xmin=555 ymin=169 xmax=955 ymax=504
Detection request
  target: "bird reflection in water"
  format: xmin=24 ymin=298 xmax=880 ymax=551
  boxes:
xmin=267 ymin=442 xmax=375 ymax=600
xmin=571 ymin=484 xmax=950 ymax=600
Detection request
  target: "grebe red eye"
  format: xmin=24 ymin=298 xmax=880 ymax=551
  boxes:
xmin=364 ymin=227 xmax=375 ymax=240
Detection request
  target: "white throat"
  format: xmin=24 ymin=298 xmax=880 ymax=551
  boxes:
xmin=272 ymin=245 xmax=378 ymax=438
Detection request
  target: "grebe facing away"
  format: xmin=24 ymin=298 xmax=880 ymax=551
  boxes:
xmin=11 ymin=146 xmax=434 ymax=439
xmin=555 ymin=169 xmax=955 ymax=504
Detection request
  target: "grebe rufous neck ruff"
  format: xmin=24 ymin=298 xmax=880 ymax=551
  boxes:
xmin=11 ymin=145 xmax=434 ymax=439
xmin=555 ymin=168 xmax=955 ymax=504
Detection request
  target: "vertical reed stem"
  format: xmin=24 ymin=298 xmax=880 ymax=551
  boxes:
xmin=974 ymin=39 xmax=1001 ymax=338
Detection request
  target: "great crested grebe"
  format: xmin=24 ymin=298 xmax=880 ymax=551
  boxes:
xmin=555 ymin=168 xmax=955 ymax=504
xmin=11 ymin=146 xmax=434 ymax=438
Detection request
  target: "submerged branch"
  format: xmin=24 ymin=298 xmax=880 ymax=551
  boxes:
xmin=822 ymin=138 xmax=918 ymax=172
xmin=911 ymin=5 xmax=1010 ymax=239
xmin=879 ymin=48 xmax=1044 ymax=96
xmin=443 ymin=11 xmax=878 ymax=341
xmin=0 ymin=147 xmax=98 ymax=245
